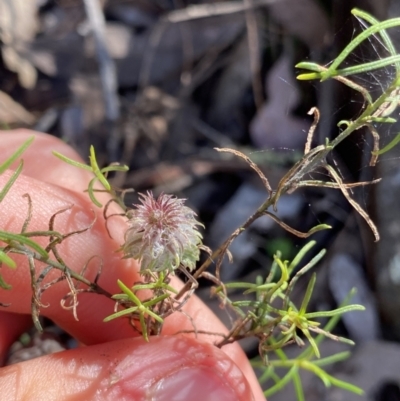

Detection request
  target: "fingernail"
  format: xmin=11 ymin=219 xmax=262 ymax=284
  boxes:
xmin=149 ymin=366 xmax=240 ymax=401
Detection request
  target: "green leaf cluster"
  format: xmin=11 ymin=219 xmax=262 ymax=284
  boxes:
xmin=212 ymin=241 xmax=364 ymax=399
xmin=53 ymin=146 xmax=128 ymax=208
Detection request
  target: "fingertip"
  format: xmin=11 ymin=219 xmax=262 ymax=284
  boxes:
xmin=0 ymin=130 xmax=91 ymax=190
xmin=0 ymin=336 xmax=255 ymax=401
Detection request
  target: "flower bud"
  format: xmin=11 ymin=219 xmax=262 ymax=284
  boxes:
xmin=123 ymin=192 xmax=203 ymax=273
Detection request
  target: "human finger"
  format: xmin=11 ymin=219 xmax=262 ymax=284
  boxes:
xmin=0 ymin=335 xmax=255 ymax=401
xmin=0 ymin=131 xmax=265 ymax=400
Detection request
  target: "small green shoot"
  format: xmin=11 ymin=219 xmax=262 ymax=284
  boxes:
xmin=53 ymin=146 xmax=129 ymax=207
xmin=104 ymin=279 xmax=170 ymax=341
xmin=253 ymin=288 xmax=364 ymax=400
xmin=0 ymin=137 xmax=34 ymax=282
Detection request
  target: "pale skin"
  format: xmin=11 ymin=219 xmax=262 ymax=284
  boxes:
xmin=0 ymin=131 xmax=266 ymax=401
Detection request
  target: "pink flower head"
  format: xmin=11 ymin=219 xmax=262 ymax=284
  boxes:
xmin=123 ymin=192 xmax=203 ymax=273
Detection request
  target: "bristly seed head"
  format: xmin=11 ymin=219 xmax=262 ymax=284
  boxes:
xmin=122 ymin=192 xmax=203 ymax=273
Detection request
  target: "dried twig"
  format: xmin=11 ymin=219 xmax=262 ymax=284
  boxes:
xmin=215 ymin=147 xmax=272 ymax=193
xmin=305 ymin=107 xmax=320 ymax=154
xmin=324 ymin=164 xmax=379 ymax=241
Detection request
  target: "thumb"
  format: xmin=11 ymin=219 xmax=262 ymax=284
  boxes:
xmin=1 ymin=335 xmax=254 ymax=401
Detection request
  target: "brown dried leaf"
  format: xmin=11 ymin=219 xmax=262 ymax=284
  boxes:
xmin=325 ymin=164 xmax=380 ymax=241
xmin=215 ymin=147 xmax=272 ymax=194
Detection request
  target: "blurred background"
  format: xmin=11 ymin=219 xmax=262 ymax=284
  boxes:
xmin=2 ymin=0 xmax=400 ymax=399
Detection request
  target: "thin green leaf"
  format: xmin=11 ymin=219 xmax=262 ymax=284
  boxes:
xmin=231 ymin=300 xmax=262 ymax=308
xmin=304 ymin=359 xmax=363 ymax=394
xmin=87 ymin=178 xmax=103 ymax=208
xmin=0 ymin=136 xmax=34 ymax=174
xmin=89 ymin=146 xmax=110 ymax=190
xmin=328 ymin=375 xmax=364 ymax=394
xmin=143 ymin=293 xmax=170 ymax=308
xmin=243 ymin=283 xmax=275 ymax=294
xmin=264 ymin=365 xmax=298 ymax=397
xmin=297 ymin=289 xmax=357 ymax=362
xmin=295 ymin=62 xmax=325 ymax=80
xmin=352 ymin=8 xmax=400 ymax=73
xmin=145 ymin=308 xmax=164 ymax=324
xmin=264 ymin=212 xmax=331 ymax=238
xmin=372 ymin=132 xmax=400 ymax=155
xmin=334 ymin=54 xmax=400 ymax=77
xmin=101 ymin=165 xmax=129 ymax=173
xmin=297 ymin=72 xmax=324 ymax=81
xmin=305 ymin=304 xmax=365 ymax=318
xmin=52 ymin=151 xmax=93 ymax=171
xmin=327 ymin=16 xmax=400 ymax=74
xmin=302 ymin=328 xmax=320 ymax=358
xmin=0 ymin=160 xmax=24 ymax=203
xmin=139 ymin=313 xmax=149 ymax=342
xmin=256 ymin=365 xmax=277 ymax=384
xmin=286 ymin=249 xmax=326 ymax=308
xmin=301 ymin=361 xmax=331 ymax=387
xmin=132 ymin=282 xmax=178 ymax=294
xmin=313 ymin=351 xmax=352 ymax=367
xmin=117 ymin=279 xmax=141 ymax=305
xmin=337 ymin=120 xmax=350 ymax=127
xmin=104 ymin=306 xmax=139 ymax=321
xmin=369 ymin=116 xmax=397 ymax=123
xmin=111 ymin=294 xmax=129 ymax=300
xmin=0 ymin=273 xmax=12 ymax=289
xmin=0 ymin=250 xmax=16 ymax=269
xmin=295 ymin=61 xmax=326 ymax=73
xmin=273 ymin=346 xmax=289 ymax=362
xmin=0 ymin=232 xmax=48 ymax=258
xmin=288 ymin=241 xmax=316 ymax=272
xmin=266 ymin=257 xmax=289 ymax=301
xmin=292 ymin=371 xmax=306 ymax=401
xmin=299 ymin=273 xmax=316 ymax=314
xmin=307 ymin=224 xmax=332 ymax=235
xmin=223 ymin=282 xmax=258 ymax=290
